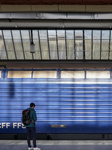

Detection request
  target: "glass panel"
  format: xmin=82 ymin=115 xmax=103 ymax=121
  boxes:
xmin=57 ymin=30 xmax=65 ymax=51
xmin=50 ymin=51 xmax=58 ymax=60
xmin=93 ymin=30 xmax=101 ymax=60
xmin=22 ymin=39 xmax=30 ymax=51
xmin=48 ymin=30 xmax=56 ymax=37
xmin=102 ymin=40 xmax=109 ymax=51
xmin=40 ymin=40 xmax=48 ymax=51
xmin=67 ymin=40 xmax=74 ymax=51
xmin=75 ymin=40 xmax=83 ymax=51
xmin=66 ymin=30 xmax=74 ymax=59
xmin=61 ymin=71 xmax=85 ymax=78
xmin=85 ymin=30 xmax=91 ymax=39
xmin=33 ymin=71 xmax=57 ymax=78
xmin=59 ymin=51 xmax=66 ymax=59
xmin=21 ymin=30 xmax=29 ymax=39
xmin=0 ymin=50 xmax=7 ymax=59
xmin=12 ymin=30 xmax=21 ymax=39
xmin=85 ymin=52 xmax=91 ymax=60
xmin=67 ymin=50 xmax=74 ymax=59
xmin=3 ymin=30 xmax=12 ymax=39
xmin=33 ymin=52 xmax=41 ymax=60
xmin=48 ymin=30 xmax=57 ymax=60
xmin=8 ymin=71 xmax=31 ymax=78
xmin=76 ymin=52 xmax=83 ymax=59
xmin=42 ymin=51 xmax=49 ymax=60
xmin=39 ymin=30 xmax=49 ymax=59
xmin=93 ymin=51 xmax=100 ymax=59
xmin=58 ymin=40 xmax=65 ymax=51
xmin=13 ymin=40 xmax=23 ymax=51
xmin=75 ymin=30 xmax=83 ymax=39
xmin=102 ymin=30 xmax=109 ymax=39
xmin=110 ymin=40 xmax=112 ymax=51
xmin=39 ymin=30 xmax=48 ymax=50
xmin=5 ymin=40 xmax=14 ymax=51
xmin=32 ymin=31 xmax=40 ymax=52
xmin=85 ymin=40 xmax=91 ymax=59
xmin=33 ymin=40 xmax=40 ymax=52
xmin=102 ymin=31 xmax=109 ymax=60
xmin=110 ymin=30 xmax=112 ymax=56
xmin=24 ymin=52 xmax=32 ymax=59
xmin=57 ymin=30 xmax=66 ymax=59
xmin=109 ymin=52 xmax=112 ymax=59
xmin=33 ymin=30 xmax=38 ymax=40
xmin=0 ymin=31 xmax=7 ymax=59
xmin=49 ymin=40 xmax=57 ymax=51
xmin=7 ymin=51 xmax=15 ymax=59
xmin=111 ymin=31 xmax=112 ymax=39
xmin=0 ymin=30 xmax=3 ymax=39
xmin=86 ymin=71 xmax=110 ymax=78
xmin=12 ymin=30 xmax=23 ymax=54
xmin=16 ymin=51 xmax=24 ymax=59
xmin=93 ymin=30 xmax=100 ymax=39
xmin=75 ymin=40 xmax=83 ymax=59
xmin=0 ymin=39 xmax=5 ymax=50
xmin=101 ymin=52 xmax=108 ymax=60
xmin=93 ymin=40 xmax=100 ymax=59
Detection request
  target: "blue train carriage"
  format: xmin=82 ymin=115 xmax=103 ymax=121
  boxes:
xmin=0 ymin=69 xmax=112 ymax=134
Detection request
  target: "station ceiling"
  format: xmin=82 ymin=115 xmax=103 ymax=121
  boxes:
xmin=0 ymin=1 xmax=112 ymax=68
xmin=1 ymin=0 xmax=112 ymax=5
xmin=0 ymin=29 xmax=112 ymax=61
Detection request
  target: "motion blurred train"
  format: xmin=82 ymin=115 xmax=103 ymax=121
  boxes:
xmin=0 ymin=69 xmax=112 ymax=137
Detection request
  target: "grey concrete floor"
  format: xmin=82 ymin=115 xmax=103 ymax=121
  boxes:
xmin=0 ymin=140 xmax=112 ymax=150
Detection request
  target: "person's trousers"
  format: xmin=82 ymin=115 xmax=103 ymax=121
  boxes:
xmin=26 ymin=127 xmax=36 ymax=148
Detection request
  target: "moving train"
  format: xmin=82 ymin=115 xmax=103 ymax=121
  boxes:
xmin=0 ymin=69 xmax=112 ymax=135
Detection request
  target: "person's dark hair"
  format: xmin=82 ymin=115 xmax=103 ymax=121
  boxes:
xmin=30 ymin=103 xmax=35 ymax=108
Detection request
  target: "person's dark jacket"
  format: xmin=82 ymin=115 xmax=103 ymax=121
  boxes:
xmin=24 ymin=107 xmax=37 ymax=127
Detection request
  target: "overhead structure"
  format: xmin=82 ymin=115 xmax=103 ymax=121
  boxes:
xmin=0 ymin=29 xmax=112 ymax=61
xmin=0 ymin=13 xmax=111 ymax=68
xmin=1 ymin=0 xmax=112 ymax=5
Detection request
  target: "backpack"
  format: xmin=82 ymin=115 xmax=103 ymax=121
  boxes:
xmin=22 ymin=109 xmax=32 ymax=125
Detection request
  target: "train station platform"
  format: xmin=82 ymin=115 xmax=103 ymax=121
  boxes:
xmin=0 ymin=140 xmax=112 ymax=150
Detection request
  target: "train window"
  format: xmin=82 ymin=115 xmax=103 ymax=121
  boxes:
xmin=33 ymin=71 xmax=57 ymax=78
xmin=61 ymin=71 xmax=85 ymax=78
xmin=7 ymin=71 xmax=32 ymax=78
xmin=86 ymin=71 xmax=110 ymax=78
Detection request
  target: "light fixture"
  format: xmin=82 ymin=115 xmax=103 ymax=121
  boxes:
xmin=30 ymin=30 xmax=35 ymax=53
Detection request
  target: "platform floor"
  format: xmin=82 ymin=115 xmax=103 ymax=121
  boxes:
xmin=0 ymin=140 xmax=112 ymax=150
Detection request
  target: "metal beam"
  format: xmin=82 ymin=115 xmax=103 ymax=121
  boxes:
xmin=1 ymin=13 xmax=112 ymax=20
xmin=20 ymin=30 xmax=25 ymax=60
xmin=5 ymin=60 xmax=112 ymax=69
xmin=10 ymin=30 xmax=17 ymax=60
xmin=74 ymin=30 xmax=76 ymax=60
xmin=100 ymin=30 xmax=102 ymax=60
xmin=56 ymin=30 xmax=59 ymax=60
xmin=1 ymin=13 xmax=112 ymax=29
xmin=1 ymin=21 xmax=112 ymax=29
xmin=47 ymin=30 xmax=51 ymax=60
xmin=91 ymin=30 xmax=93 ymax=60
xmin=83 ymin=30 xmax=85 ymax=60
xmin=108 ymin=30 xmax=111 ymax=60
xmin=38 ymin=30 xmax=42 ymax=60
xmin=65 ymin=30 xmax=67 ymax=60
xmin=29 ymin=30 xmax=34 ymax=60
xmin=1 ymin=30 xmax=8 ymax=60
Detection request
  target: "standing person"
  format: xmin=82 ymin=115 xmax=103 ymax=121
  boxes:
xmin=24 ymin=103 xmax=41 ymax=150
